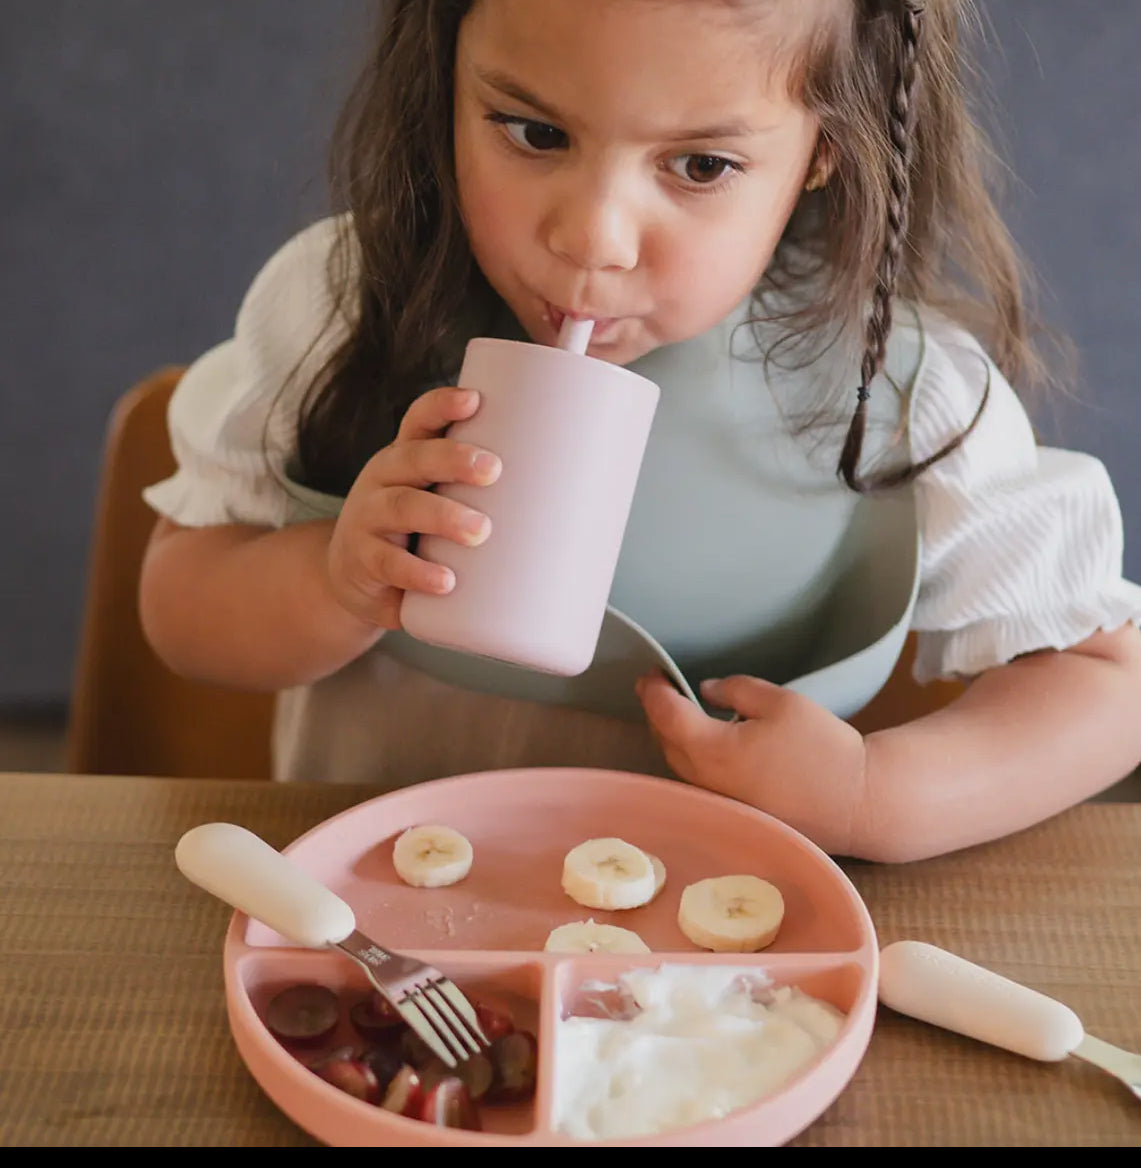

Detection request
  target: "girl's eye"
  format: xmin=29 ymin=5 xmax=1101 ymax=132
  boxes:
xmin=488 ymin=114 xmax=568 ymax=153
xmin=666 ymin=154 xmax=742 ymax=186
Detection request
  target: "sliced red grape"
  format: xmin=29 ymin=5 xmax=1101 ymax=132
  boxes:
xmin=361 ymin=1044 xmax=404 ymax=1096
xmin=381 ymin=1064 xmax=424 ymax=1117
xmin=399 ymin=1026 xmax=435 ymax=1068
xmin=420 ymin=1077 xmax=481 ymax=1131
xmin=349 ymin=993 xmax=405 ymax=1043
xmin=265 ymin=983 xmax=340 ymax=1046
xmin=486 ymin=1030 xmax=538 ymax=1103
xmin=302 ymin=1043 xmax=360 ymax=1072
xmin=419 ymin=1051 xmax=495 ymax=1101
xmin=456 ymin=1050 xmax=496 ymax=1101
xmin=416 ymin=1055 xmax=448 ymax=1094
xmin=474 ymin=1002 xmax=516 ymax=1042
xmin=318 ymin=1055 xmax=382 ymax=1104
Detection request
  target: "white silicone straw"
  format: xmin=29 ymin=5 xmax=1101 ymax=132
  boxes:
xmin=557 ymin=316 xmax=594 ymax=354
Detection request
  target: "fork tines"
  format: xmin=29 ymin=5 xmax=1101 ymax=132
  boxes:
xmin=399 ymin=978 xmax=488 ymax=1066
xmin=333 ymin=931 xmax=489 ymax=1070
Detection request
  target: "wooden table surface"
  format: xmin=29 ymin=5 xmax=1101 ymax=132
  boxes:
xmin=1 ymin=772 xmax=1138 ymax=1147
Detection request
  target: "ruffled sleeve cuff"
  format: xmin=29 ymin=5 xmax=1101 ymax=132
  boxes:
xmin=141 ymin=216 xmax=349 ymax=530
xmin=914 ymin=576 xmax=1141 ymax=684
xmin=907 ymin=312 xmax=1141 ymax=682
xmin=140 ymin=339 xmax=294 ymax=528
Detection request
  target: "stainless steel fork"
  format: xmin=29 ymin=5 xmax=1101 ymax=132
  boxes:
xmin=175 ymin=822 xmax=488 ymax=1068
xmin=334 ymin=930 xmax=486 ymax=1066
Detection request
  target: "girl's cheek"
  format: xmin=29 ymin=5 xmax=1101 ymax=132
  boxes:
xmin=464 ymin=163 xmax=536 ymax=248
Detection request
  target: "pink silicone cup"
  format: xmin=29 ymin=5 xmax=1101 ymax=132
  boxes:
xmin=399 ymin=338 xmax=659 ymax=677
xmin=222 ymin=768 xmax=878 ymax=1147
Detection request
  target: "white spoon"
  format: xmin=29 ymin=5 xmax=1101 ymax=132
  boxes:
xmin=878 ymin=940 xmax=1141 ymax=1101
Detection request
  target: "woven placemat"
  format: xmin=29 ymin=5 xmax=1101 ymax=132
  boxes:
xmin=1 ymin=774 xmax=1137 ymax=1147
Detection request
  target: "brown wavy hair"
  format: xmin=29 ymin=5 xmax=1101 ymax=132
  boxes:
xmin=294 ymin=0 xmax=1042 ymax=497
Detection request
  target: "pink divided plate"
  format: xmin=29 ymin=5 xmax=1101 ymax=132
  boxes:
xmin=222 ymin=768 xmax=878 ymax=1146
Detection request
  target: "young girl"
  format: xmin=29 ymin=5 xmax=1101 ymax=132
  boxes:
xmin=139 ymin=0 xmax=1141 ymax=863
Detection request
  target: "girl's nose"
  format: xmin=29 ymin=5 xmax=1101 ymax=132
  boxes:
xmin=544 ymin=183 xmax=639 ymax=273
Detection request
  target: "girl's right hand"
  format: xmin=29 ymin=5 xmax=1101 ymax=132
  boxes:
xmin=325 ymin=386 xmax=501 ymax=629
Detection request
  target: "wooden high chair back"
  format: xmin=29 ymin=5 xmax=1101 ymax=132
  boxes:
xmin=66 ymin=368 xmax=275 ymax=779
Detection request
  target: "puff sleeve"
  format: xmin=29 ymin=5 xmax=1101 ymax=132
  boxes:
xmin=141 ymin=216 xmax=349 ymax=528
xmin=908 ymin=313 xmax=1141 ymax=682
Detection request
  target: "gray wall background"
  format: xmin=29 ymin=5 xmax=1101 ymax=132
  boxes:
xmin=1 ymin=1 xmax=1138 ymax=708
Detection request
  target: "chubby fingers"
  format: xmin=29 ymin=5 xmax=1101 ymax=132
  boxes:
xmin=396 ymin=385 xmax=481 ymax=442
xmin=352 ymin=480 xmax=494 ymax=549
xmin=699 ymin=674 xmax=788 ymax=721
xmin=355 ymin=389 xmax=503 ymax=554
xmin=367 ymin=433 xmax=501 ymax=494
xmin=636 ymin=672 xmax=724 ymax=780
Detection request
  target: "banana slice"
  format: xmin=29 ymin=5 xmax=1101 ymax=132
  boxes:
xmin=647 ymin=853 xmax=667 ymax=900
xmin=677 ymin=875 xmax=784 ymax=952
xmin=544 ymin=919 xmax=651 ymax=954
xmin=562 ymin=838 xmax=656 ymax=910
xmin=392 ymin=825 xmax=473 ymax=888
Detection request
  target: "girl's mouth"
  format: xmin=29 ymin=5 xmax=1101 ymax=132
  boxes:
xmin=544 ymin=303 xmax=620 ymax=345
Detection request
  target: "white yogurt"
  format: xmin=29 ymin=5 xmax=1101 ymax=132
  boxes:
xmin=553 ymin=964 xmax=845 ymax=1140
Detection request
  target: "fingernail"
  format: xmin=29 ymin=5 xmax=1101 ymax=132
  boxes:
xmin=471 ymin=450 xmax=501 ymax=484
xmin=700 ymin=677 xmax=722 ymax=694
xmin=433 ymin=567 xmax=455 ymax=594
xmin=460 ymin=511 xmax=491 ymax=545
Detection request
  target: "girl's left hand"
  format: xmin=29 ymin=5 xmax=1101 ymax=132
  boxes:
xmin=636 ymin=672 xmax=869 ymax=857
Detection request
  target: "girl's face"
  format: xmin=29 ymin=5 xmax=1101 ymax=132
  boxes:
xmin=454 ymin=0 xmax=823 ymax=366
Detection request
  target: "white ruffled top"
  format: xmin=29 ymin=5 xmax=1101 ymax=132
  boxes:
xmin=143 ymin=217 xmax=1141 ymax=684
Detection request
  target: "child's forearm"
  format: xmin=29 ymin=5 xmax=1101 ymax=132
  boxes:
xmin=855 ymin=625 xmax=1141 ymax=863
xmin=139 ymin=517 xmax=385 ymax=690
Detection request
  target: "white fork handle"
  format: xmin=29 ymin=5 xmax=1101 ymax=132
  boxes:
xmin=175 ymin=822 xmax=356 ymax=948
xmin=878 ymin=940 xmax=1085 ymax=1062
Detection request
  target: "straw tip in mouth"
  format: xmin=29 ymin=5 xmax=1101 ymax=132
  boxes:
xmin=556 ymin=315 xmax=595 ymax=354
